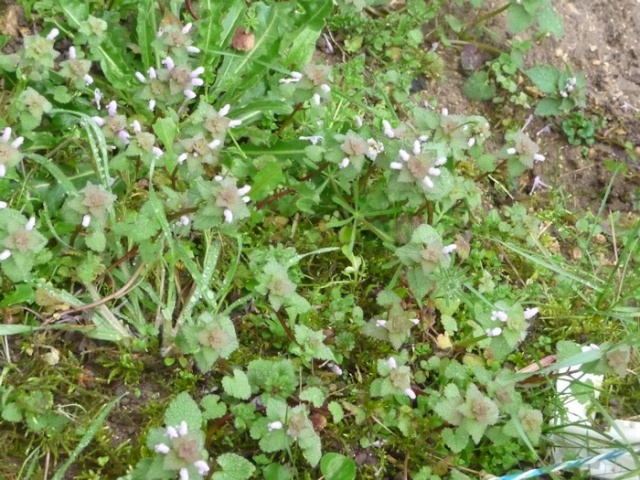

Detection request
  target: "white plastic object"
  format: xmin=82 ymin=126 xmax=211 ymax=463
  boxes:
xmin=551 ymin=346 xmax=640 ymax=479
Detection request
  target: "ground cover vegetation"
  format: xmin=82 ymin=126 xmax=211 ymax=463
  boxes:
xmin=0 ymin=0 xmax=638 ymax=478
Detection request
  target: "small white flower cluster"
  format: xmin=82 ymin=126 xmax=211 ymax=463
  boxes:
xmin=154 ymin=421 xmax=209 ymax=480
xmin=279 ymin=70 xmax=331 ymax=106
xmin=213 ymin=175 xmax=252 ymax=223
xmin=92 ymin=100 xmax=130 ymax=144
xmin=67 ymin=46 xmax=94 ymax=85
xmin=560 ymin=76 xmax=577 ymax=98
xmin=390 ymin=140 xmax=446 ymax=189
xmin=0 ymin=216 xmax=35 ymax=262
xmin=506 ymin=145 xmax=545 ymax=163
xmin=0 ymin=127 xmax=24 ymax=178
xmin=386 ymin=357 xmax=416 ymax=400
xmin=486 ymin=307 xmax=539 ymax=338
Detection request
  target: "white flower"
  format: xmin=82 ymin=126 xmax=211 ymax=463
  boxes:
xmin=268 ymin=421 xmax=283 ymax=431
xmin=82 ymin=214 xmax=92 ymax=228
xmin=208 ymin=139 xmax=221 ymax=150
xmin=320 ymin=83 xmax=331 ymax=93
xmin=190 ymin=66 xmax=205 ymax=78
xmin=154 ymin=443 xmax=170 ymax=454
xmin=179 ymin=467 xmax=189 ymax=480
xmin=404 ymin=387 xmax=416 ymax=400
xmin=375 ymin=320 xmax=387 ymax=328
xmin=183 ymin=89 xmax=196 ymax=99
xmin=219 ymin=104 xmax=231 ymax=117
xmin=148 ymin=99 xmax=156 ymax=112
xmin=312 ymin=93 xmax=321 ymax=106
xmin=366 ymin=139 xmax=384 ymax=160
xmin=0 ymin=164 xmax=6 ymax=178
xmin=354 ymin=115 xmax=363 ymax=128
xmin=93 ymin=89 xmax=102 ymax=109
xmin=0 ymin=250 xmax=11 ymax=261
xmin=382 ymin=120 xmax=395 ymax=138
xmin=524 ymin=307 xmax=539 ymax=320
xmin=107 ymin=100 xmax=118 ymax=117
xmin=339 ymin=158 xmax=350 ymax=169
xmin=148 ymin=67 xmax=157 ymax=79
xmin=178 ymin=421 xmax=188 ymax=436
xmin=118 ymin=130 xmax=130 ymax=144
xmin=468 ymin=137 xmax=476 ymax=148
xmin=299 ymin=135 xmax=324 ymax=145
xmin=486 ymin=327 xmax=502 ymax=337
xmin=178 ymin=215 xmax=190 ymax=226
xmin=328 ymin=363 xmax=343 ymax=375
xmin=442 ymin=244 xmax=457 ymax=254
xmin=410 ymin=318 xmax=419 ymax=325
xmin=177 ymin=153 xmax=188 ymax=164
xmin=533 ymin=153 xmax=545 ymax=162
xmin=491 ymin=310 xmax=508 ymax=322
xmin=131 ymin=120 xmax=142 ymax=133
xmin=228 ymin=119 xmax=242 ymax=128
xmin=25 ymin=217 xmax=36 ymax=231
xmin=135 ymin=71 xmax=146 ymax=83
xmin=182 ymin=23 xmax=193 ymax=34
xmin=223 ymin=208 xmax=234 ymax=223
xmin=529 ymin=176 xmax=551 ymax=195
xmin=165 ymin=426 xmax=179 ymax=439
xmin=422 ymin=176 xmax=434 ymax=188
xmin=194 ymin=460 xmax=209 ymax=475
xmin=152 ymin=147 xmax=164 ymax=158
xmin=187 ymin=46 xmax=201 ymax=53
xmin=386 ymin=357 xmax=397 ymax=369
xmin=506 ymin=147 xmax=517 ymax=155
xmin=279 ymin=71 xmax=303 ymax=84
xmin=161 ymin=57 xmax=175 ymax=70
xmin=83 ymin=74 xmax=94 ymax=85
xmin=237 ymin=185 xmax=251 ymax=197
xmin=0 ymin=201 xmax=7 ymax=209
xmin=46 ymin=28 xmax=59 ymax=41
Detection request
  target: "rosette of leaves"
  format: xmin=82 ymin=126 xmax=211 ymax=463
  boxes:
xmin=62 ymin=182 xmax=117 ymax=252
xmin=0 ymin=209 xmax=47 ymax=282
xmin=386 ymin=141 xmax=455 ymax=208
xmin=58 ymin=49 xmax=93 ymax=90
xmin=362 ymin=290 xmax=419 ymax=350
xmin=247 ymin=358 xmax=298 ymax=400
xmin=253 ymin=258 xmax=310 ymax=315
xmin=190 ymin=176 xmax=251 ymax=229
xmin=176 ymin=313 xmax=239 ymax=372
xmin=370 ymin=352 xmax=414 ymax=399
xmin=17 ymin=88 xmax=52 ymax=131
xmin=394 ymin=224 xmax=454 ymax=299
xmin=20 ymin=32 xmax=60 ymax=81
xmin=525 ymin=66 xmax=586 ymax=116
xmin=472 ymin=301 xmax=530 ymax=359
xmin=250 ymin=398 xmax=322 ymax=467
xmin=434 ymin=383 xmax=500 ymax=452
xmin=503 ymin=130 xmax=543 ymax=176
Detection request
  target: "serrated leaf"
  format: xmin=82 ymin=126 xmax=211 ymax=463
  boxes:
xmin=525 ymin=66 xmax=560 ymax=95
xmin=2 ymin=403 xmax=23 ymax=422
xmin=222 ymin=370 xmax=252 ymax=400
xmin=85 ymin=230 xmax=106 ymax=252
xmin=328 ymin=401 xmax=344 ymax=423
xmin=320 ymin=453 xmax=356 ymax=480
xmin=212 ymin=453 xmax=256 ymax=480
xmin=537 ymin=6 xmax=564 ymax=39
xmin=463 ymin=71 xmax=496 ymax=101
xmin=507 ymin=4 xmax=534 ymax=34
xmin=442 ymin=427 xmax=469 ymax=453
xmin=164 ymin=392 xmax=203 ymax=431
xmin=534 ymin=97 xmax=562 ymax=117
xmin=249 ymin=161 xmax=284 ymax=200
xmin=299 ymin=387 xmax=325 ymax=408
xmin=201 ymin=395 xmax=227 ymax=420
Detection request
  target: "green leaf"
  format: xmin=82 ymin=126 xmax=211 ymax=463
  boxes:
xmin=136 ymin=0 xmax=159 ymax=68
xmin=328 ymin=401 xmax=344 ymax=423
xmin=463 ymin=71 xmax=496 ymax=101
xmin=507 ymin=4 xmax=535 ymax=34
xmin=525 ymin=66 xmax=560 ymax=95
xmin=537 ymin=5 xmax=564 ymax=39
xmin=299 ymin=387 xmax=325 ymax=408
xmin=85 ymin=230 xmax=106 ymax=252
xmin=2 ymin=403 xmax=23 ymax=422
xmin=164 ymin=392 xmax=203 ymax=431
xmin=213 ymin=453 xmax=256 ymax=480
xmin=0 ymin=284 xmax=34 ymax=307
xmin=249 ymin=161 xmax=284 ymax=200
xmin=442 ymin=427 xmax=469 ymax=453
xmin=320 ymin=453 xmax=357 ymax=480
xmin=201 ymin=395 xmax=227 ymax=420
xmin=263 ymin=463 xmax=292 ymax=480
xmin=222 ymin=369 xmax=252 ymax=400
xmin=534 ymin=97 xmax=562 ymax=117
xmin=153 ymin=117 xmax=177 ymax=153
xmin=281 ymin=0 xmax=332 ymax=66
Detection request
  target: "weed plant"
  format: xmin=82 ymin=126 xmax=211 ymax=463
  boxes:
xmin=0 ymin=0 xmax=638 ymax=479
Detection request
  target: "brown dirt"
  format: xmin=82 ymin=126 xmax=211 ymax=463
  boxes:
xmin=422 ymin=0 xmax=640 ymax=214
